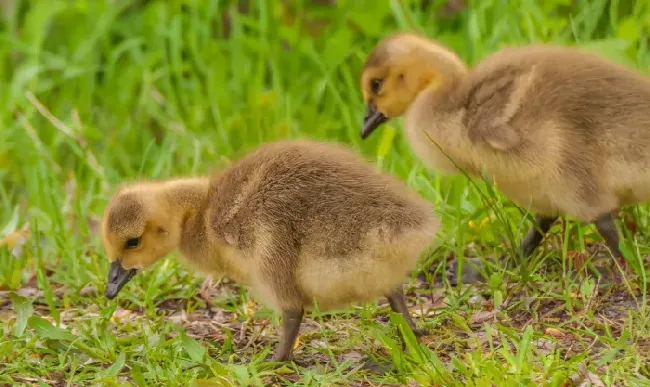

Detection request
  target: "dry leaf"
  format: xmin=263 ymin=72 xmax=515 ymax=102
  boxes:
xmin=533 ymin=338 xmax=554 ymax=356
xmin=420 ymin=336 xmax=436 ymax=345
xmin=415 ymin=294 xmax=448 ymax=317
xmin=468 ymin=295 xmax=486 ymax=306
xmin=110 ymin=309 xmax=134 ymax=324
xmin=567 ymin=250 xmax=588 ymax=271
xmin=79 ymin=284 xmax=97 ymax=297
xmin=293 ymin=335 xmax=300 ymax=350
xmin=470 ymin=310 xmax=496 ymax=324
xmin=0 ymin=224 xmax=30 ymax=257
xmin=340 ymin=351 xmax=363 ymax=363
xmin=544 ymin=327 xmax=565 ymax=338
xmin=168 ymin=313 xmax=185 ymax=325
xmin=571 ymin=363 xmax=606 ymax=387
xmin=0 ymin=287 xmax=41 ymax=299
xmin=244 ymin=299 xmax=257 ymax=316
xmin=198 ymin=276 xmax=217 ymax=308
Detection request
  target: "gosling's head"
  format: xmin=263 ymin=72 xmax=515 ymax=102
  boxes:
xmin=360 ymin=32 xmax=468 ymax=139
xmin=101 ymin=184 xmax=182 ymax=299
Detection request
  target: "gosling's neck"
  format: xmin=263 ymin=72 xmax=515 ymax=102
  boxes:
xmin=416 ymin=40 xmax=468 ymax=84
xmin=164 ymin=176 xmax=238 ymax=279
xmin=162 ymin=177 xmax=210 ymax=218
xmin=158 ymin=177 xmax=210 ymax=257
xmin=405 ymin=66 xmax=480 ymax=176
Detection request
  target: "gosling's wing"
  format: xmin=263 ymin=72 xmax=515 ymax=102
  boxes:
xmin=463 ymin=63 xmax=531 ymax=151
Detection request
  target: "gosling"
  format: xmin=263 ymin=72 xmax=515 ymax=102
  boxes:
xmin=101 ymin=139 xmax=439 ymax=362
xmin=359 ymin=32 xmax=650 ymax=275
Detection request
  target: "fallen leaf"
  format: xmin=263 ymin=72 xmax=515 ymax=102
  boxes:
xmin=311 ymin=339 xmax=328 ymax=349
xmin=545 ymin=327 xmax=565 ymax=338
xmin=340 ymin=351 xmax=363 ymax=363
xmin=420 ymin=336 xmax=436 ymax=345
xmin=6 ymin=287 xmax=41 ymax=299
xmin=469 ymin=310 xmax=496 ymax=324
xmin=414 ymin=294 xmax=448 ymax=317
xmin=79 ymin=284 xmax=97 ymax=297
xmin=110 ymin=309 xmax=134 ymax=324
xmin=198 ymin=276 xmax=215 ymax=307
xmin=567 ymin=250 xmax=588 ymax=271
xmin=0 ymin=223 xmax=30 ymax=257
xmin=468 ymin=295 xmax=486 ymax=306
xmin=571 ymin=363 xmax=605 ymax=387
xmin=244 ymin=299 xmax=257 ymax=316
xmin=533 ymin=338 xmax=554 ymax=356
xmin=293 ymin=335 xmax=300 ymax=350
xmin=0 ymin=228 xmax=29 ymax=248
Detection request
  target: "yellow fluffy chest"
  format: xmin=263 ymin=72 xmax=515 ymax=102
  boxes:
xmin=404 ymin=111 xmax=480 ymax=176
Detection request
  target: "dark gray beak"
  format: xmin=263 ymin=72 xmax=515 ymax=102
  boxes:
xmin=361 ymin=105 xmax=388 ymax=139
xmin=105 ymin=261 xmax=137 ymax=299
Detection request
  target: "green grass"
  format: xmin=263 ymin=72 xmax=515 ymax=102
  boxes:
xmin=1 ymin=0 xmax=650 ymax=385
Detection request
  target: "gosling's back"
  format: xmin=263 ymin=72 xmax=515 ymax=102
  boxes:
xmin=207 ymin=140 xmax=436 ymax=255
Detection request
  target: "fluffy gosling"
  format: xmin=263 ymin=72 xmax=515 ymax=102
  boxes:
xmin=101 ymin=139 xmax=439 ymax=361
xmin=360 ymin=32 xmax=650 ymax=275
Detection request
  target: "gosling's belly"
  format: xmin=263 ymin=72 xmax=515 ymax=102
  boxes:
xmin=296 ymin=254 xmax=417 ymax=311
xmin=496 ymin=178 xmax=615 ymax=221
xmin=494 ymin=179 xmax=562 ymax=218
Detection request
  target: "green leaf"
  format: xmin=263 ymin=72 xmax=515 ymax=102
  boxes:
xmin=377 ymin=125 xmax=396 ymax=159
xmin=580 ymin=276 xmax=596 ymax=298
xmin=9 ymin=292 xmax=33 ymax=337
xmin=181 ymin=331 xmax=206 ymax=363
xmin=232 ymin=365 xmax=250 ymax=385
xmin=27 ymin=315 xmax=77 ymax=341
xmin=517 ymin=325 xmax=534 ymax=372
xmin=130 ymin=363 xmax=148 ymax=387
xmin=389 ymin=312 xmax=424 ymax=363
xmin=617 ymin=17 xmax=639 ymax=43
xmin=499 ymin=333 xmax=518 ymax=372
xmin=100 ymin=351 xmax=126 ymax=378
xmin=493 ymin=289 xmax=504 ymax=310
xmin=448 ymin=312 xmax=472 ymax=333
xmin=194 ymin=380 xmax=233 ymax=387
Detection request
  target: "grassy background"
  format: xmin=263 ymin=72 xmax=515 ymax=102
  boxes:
xmin=1 ymin=0 xmax=650 ymax=386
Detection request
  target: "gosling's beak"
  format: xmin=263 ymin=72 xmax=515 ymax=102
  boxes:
xmin=361 ymin=105 xmax=388 ymax=139
xmin=105 ymin=260 xmax=137 ymax=299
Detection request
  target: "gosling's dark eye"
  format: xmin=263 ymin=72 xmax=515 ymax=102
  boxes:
xmin=371 ymin=78 xmax=383 ymax=94
xmin=125 ymin=237 xmax=141 ymax=249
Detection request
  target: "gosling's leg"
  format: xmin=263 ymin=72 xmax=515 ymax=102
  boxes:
xmin=594 ymin=212 xmax=627 ymax=278
xmin=386 ymin=287 xmax=428 ymax=338
xmin=273 ymin=309 xmax=304 ymax=362
xmin=520 ymin=215 xmax=558 ymax=257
